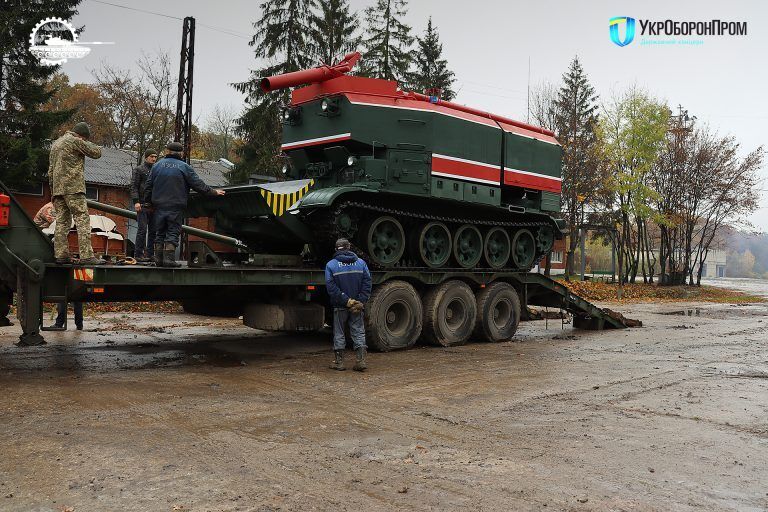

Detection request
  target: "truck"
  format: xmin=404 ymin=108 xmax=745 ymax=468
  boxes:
xmin=0 ymin=54 xmax=634 ymax=349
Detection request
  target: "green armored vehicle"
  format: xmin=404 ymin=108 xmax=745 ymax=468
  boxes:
xmin=190 ymin=52 xmax=563 ymax=270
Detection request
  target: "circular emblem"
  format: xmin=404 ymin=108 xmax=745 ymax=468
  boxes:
xmin=29 ymin=17 xmax=90 ymax=66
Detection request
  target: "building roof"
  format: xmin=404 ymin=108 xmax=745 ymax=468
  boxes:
xmin=84 ymin=147 xmax=230 ymax=188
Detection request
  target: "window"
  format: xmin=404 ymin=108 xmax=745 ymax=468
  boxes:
xmin=550 ymin=251 xmax=563 ymax=264
xmin=85 ymin=185 xmax=99 ymax=201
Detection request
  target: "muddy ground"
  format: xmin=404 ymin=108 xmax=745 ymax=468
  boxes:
xmin=1 ymin=285 xmax=767 ymax=511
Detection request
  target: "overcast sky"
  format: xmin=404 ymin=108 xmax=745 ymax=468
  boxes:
xmin=63 ymin=0 xmax=768 ymax=231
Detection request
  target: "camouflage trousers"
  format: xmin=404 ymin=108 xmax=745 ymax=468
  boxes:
xmin=52 ymin=193 xmax=94 ymax=259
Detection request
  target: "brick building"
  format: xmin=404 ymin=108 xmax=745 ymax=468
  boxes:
xmin=12 ymin=147 xmax=229 ymax=255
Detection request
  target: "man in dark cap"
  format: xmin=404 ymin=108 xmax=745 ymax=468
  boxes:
xmin=131 ymin=148 xmax=159 ymax=262
xmin=145 ymin=141 xmax=225 ymax=267
xmin=48 ymin=122 xmax=106 ymax=265
xmin=325 ymin=238 xmax=372 ymax=371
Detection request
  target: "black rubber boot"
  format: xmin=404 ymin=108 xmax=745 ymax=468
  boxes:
xmin=329 ymin=350 xmax=345 ymax=371
xmin=153 ymin=243 xmax=164 ymax=266
xmin=163 ymin=243 xmax=181 ymax=268
xmin=353 ymin=347 xmax=367 ymax=372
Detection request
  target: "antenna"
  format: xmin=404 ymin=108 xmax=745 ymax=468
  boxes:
xmin=527 ymin=56 xmax=531 ymax=123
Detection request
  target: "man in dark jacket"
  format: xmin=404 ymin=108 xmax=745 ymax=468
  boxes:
xmin=131 ymin=148 xmax=158 ymax=262
xmin=325 ymin=238 xmax=372 ymax=371
xmin=145 ymin=141 xmax=225 ymax=267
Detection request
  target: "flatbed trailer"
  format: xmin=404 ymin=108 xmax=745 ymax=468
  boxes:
xmin=0 ymin=181 xmax=631 ymax=348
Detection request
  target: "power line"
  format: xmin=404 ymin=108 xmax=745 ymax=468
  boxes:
xmin=88 ymin=0 xmax=251 ymax=39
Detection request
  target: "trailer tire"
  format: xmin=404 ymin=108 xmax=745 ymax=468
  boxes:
xmin=181 ymin=299 xmax=242 ymax=318
xmin=423 ymin=280 xmax=477 ymax=347
xmin=474 ymin=282 xmax=520 ymax=342
xmin=365 ymin=280 xmax=422 ymax=352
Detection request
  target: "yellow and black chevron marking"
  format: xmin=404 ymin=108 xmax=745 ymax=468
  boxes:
xmin=260 ymin=179 xmax=314 ymax=216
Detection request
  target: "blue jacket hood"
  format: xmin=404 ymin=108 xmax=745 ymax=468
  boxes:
xmin=334 ymin=250 xmax=358 ymax=263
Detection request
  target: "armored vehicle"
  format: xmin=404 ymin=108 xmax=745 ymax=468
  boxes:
xmin=190 ymin=52 xmax=563 ymax=271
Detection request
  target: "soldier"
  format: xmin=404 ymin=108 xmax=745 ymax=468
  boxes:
xmin=145 ymin=141 xmax=225 ymax=267
xmin=325 ymin=238 xmax=372 ymax=371
xmin=131 ymin=148 xmax=159 ymax=262
xmin=48 ymin=122 xmax=105 ymax=265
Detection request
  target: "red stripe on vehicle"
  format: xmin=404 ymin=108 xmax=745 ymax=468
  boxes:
xmin=503 ymin=168 xmax=562 ymax=193
xmin=432 ymin=154 xmax=500 ymax=185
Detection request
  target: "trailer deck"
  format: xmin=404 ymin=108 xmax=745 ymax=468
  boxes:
xmin=0 ymin=180 xmax=632 ymax=348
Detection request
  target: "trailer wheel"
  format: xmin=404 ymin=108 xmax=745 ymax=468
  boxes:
xmin=423 ymin=280 xmax=477 ymax=347
xmin=365 ymin=280 xmax=422 ymax=351
xmin=181 ymin=299 xmax=242 ymax=318
xmin=474 ymin=282 xmax=521 ymax=342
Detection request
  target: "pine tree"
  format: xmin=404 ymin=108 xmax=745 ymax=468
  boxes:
xmin=233 ymin=0 xmax=315 ymax=182
xmin=408 ymin=18 xmax=455 ymax=100
xmin=310 ymin=0 xmax=360 ymax=65
xmin=360 ymin=0 xmax=413 ymax=83
xmin=0 ymin=1 xmax=81 ymax=188
xmin=551 ymin=56 xmax=604 ymax=279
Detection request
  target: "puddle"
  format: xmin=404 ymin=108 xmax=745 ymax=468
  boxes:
xmin=660 ymin=308 xmax=702 ymax=316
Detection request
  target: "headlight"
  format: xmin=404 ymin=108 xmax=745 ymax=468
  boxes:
xmin=320 ymin=97 xmax=340 ymax=116
xmin=282 ymin=163 xmax=289 ymax=174
xmin=347 ymin=156 xmax=357 ymax=166
xmin=282 ymin=106 xmax=302 ymax=125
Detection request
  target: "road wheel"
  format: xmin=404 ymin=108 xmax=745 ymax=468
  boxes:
xmin=412 ymin=221 xmax=451 ymax=268
xmin=452 ymin=224 xmax=483 ymax=268
xmin=511 ymin=229 xmax=536 ymax=269
xmin=483 ymin=227 xmax=511 ymax=269
xmin=423 ymin=280 xmax=477 ymax=347
xmin=365 ymin=216 xmax=405 ymax=267
xmin=474 ymin=282 xmax=521 ymax=342
xmin=365 ymin=280 xmax=422 ymax=351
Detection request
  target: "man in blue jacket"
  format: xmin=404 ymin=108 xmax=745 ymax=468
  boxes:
xmin=325 ymin=238 xmax=372 ymax=371
xmin=145 ymin=141 xmax=225 ymax=267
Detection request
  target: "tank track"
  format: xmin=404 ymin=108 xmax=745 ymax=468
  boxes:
xmin=309 ymin=201 xmax=550 ymax=272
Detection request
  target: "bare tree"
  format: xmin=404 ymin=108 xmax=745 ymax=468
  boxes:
xmin=202 ymin=104 xmax=239 ymax=160
xmin=528 ymin=80 xmax=558 ymax=131
xmin=91 ymin=51 xmax=175 ymax=163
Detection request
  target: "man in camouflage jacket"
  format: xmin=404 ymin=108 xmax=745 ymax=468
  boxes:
xmin=48 ymin=122 xmax=106 ymax=265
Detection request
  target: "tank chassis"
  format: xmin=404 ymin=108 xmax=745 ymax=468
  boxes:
xmin=250 ymin=52 xmax=566 ymax=272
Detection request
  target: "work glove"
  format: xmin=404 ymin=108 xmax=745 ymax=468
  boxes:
xmin=349 ymin=300 xmax=364 ymax=314
xmin=346 ymin=298 xmax=355 ymax=309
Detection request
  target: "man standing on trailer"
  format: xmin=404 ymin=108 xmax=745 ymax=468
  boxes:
xmin=131 ymin=149 xmax=159 ymax=262
xmin=325 ymin=238 xmax=372 ymax=371
xmin=145 ymin=141 xmax=225 ymax=268
xmin=48 ymin=122 xmax=105 ymax=265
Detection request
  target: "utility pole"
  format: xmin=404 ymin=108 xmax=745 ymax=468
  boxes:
xmin=175 ymin=16 xmax=195 ymax=164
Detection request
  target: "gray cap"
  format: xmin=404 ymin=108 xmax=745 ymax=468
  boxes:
xmin=335 ymin=238 xmax=351 ymax=251
xmin=144 ymin=148 xmax=158 ymax=158
xmin=72 ymin=122 xmax=90 ymax=138
xmin=166 ymin=141 xmax=184 ymax=152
